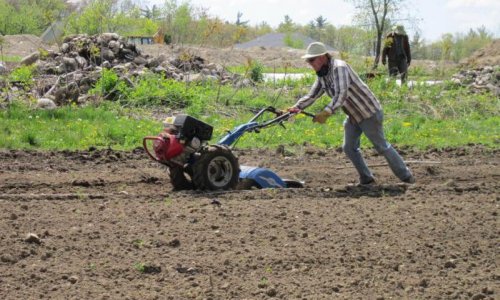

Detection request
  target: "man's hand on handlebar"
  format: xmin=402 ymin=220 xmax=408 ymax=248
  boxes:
xmin=287 ymin=107 xmax=301 ymax=114
xmin=278 ymin=107 xmax=316 ymax=119
xmin=276 ymin=107 xmax=300 ymax=116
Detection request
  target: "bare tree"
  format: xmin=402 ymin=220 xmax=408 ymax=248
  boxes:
xmin=235 ymin=12 xmax=249 ymax=27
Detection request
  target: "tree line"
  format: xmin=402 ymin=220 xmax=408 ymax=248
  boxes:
xmin=0 ymin=0 xmax=495 ymax=63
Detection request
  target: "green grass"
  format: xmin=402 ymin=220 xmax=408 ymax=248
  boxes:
xmin=8 ymin=65 xmax=35 ymax=87
xmin=205 ymin=77 xmax=499 ymax=150
xmin=0 ymin=55 xmax=22 ymax=62
xmin=1 ymin=71 xmax=498 ymax=151
xmin=0 ymin=102 xmax=161 ymax=150
xmin=208 ymin=110 xmax=498 ymax=150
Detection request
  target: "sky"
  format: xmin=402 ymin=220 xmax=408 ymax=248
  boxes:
xmin=150 ymin=0 xmax=500 ymax=42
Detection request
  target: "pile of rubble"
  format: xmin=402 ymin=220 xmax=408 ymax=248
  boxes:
xmin=451 ymin=65 xmax=500 ymax=96
xmin=1 ymin=33 xmax=248 ymax=108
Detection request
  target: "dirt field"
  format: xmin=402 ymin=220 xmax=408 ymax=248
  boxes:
xmin=0 ymin=146 xmax=498 ymax=299
xmin=139 ymin=44 xmax=312 ymax=69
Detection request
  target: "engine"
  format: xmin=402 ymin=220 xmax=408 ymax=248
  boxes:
xmin=150 ymin=115 xmax=214 ymax=166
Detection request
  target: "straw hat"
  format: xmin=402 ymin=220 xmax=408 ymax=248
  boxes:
xmin=301 ymin=42 xmax=328 ymax=59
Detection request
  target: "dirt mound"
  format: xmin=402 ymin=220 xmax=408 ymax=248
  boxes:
xmin=139 ymin=44 xmax=311 ymax=69
xmin=235 ymin=33 xmax=334 ymax=51
xmin=462 ymin=39 xmax=500 ymax=67
xmin=0 ymin=146 xmax=498 ymax=299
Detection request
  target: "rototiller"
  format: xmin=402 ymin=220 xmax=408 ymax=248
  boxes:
xmin=143 ymin=106 xmax=313 ymax=191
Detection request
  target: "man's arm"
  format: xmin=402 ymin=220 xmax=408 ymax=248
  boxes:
xmin=293 ymin=78 xmax=324 ymax=110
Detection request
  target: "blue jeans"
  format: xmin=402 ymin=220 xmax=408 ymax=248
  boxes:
xmin=342 ymin=110 xmax=412 ymax=183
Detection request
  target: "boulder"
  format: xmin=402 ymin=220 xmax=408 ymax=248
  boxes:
xmin=147 ymin=54 xmax=166 ymax=68
xmin=101 ymin=32 xmax=120 ymax=42
xmin=36 ymin=98 xmax=57 ymax=110
xmin=54 ymin=82 xmax=80 ymax=105
xmin=108 ymin=40 xmax=121 ymax=54
xmin=75 ymin=56 xmax=88 ymax=68
xmin=101 ymin=48 xmax=115 ymax=62
xmin=61 ymin=43 xmax=70 ymax=53
xmin=133 ymin=56 xmax=147 ymax=65
xmin=101 ymin=61 xmax=112 ymax=69
xmin=62 ymin=57 xmax=78 ymax=72
xmin=21 ymin=52 xmax=40 ymax=66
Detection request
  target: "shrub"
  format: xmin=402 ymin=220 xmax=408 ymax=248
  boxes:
xmin=125 ymin=75 xmax=200 ymax=108
xmin=90 ymin=68 xmax=121 ymax=96
xmin=8 ymin=65 xmax=35 ymax=88
xmin=249 ymin=61 xmax=264 ymax=83
xmin=283 ymin=33 xmax=304 ymax=49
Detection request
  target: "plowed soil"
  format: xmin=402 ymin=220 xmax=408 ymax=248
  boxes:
xmin=0 ymin=146 xmax=498 ymax=300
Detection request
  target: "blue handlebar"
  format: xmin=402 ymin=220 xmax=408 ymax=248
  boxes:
xmin=216 ymin=106 xmax=313 ymax=147
xmin=217 ymin=122 xmax=259 ymax=146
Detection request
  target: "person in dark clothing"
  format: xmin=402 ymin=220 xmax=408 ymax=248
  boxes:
xmin=382 ymin=25 xmax=411 ymax=84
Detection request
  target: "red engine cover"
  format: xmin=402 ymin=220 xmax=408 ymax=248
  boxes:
xmin=153 ymin=131 xmax=184 ymax=160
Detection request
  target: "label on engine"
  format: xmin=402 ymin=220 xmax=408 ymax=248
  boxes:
xmin=163 ymin=116 xmax=175 ymax=125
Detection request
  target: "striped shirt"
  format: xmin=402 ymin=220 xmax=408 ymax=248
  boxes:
xmin=294 ymin=59 xmax=381 ymax=123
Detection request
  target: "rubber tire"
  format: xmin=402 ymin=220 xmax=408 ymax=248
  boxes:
xmin=192 ymin=145 xmax=240 ymax=190
xmin=169 ymin=166 xmax=193 ymax=190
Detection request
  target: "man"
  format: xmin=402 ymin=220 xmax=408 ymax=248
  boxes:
xmin=289 ymin=42 xmax=415 ymax=185
xmin=382 ymin=25 xmax=411 ymax=84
